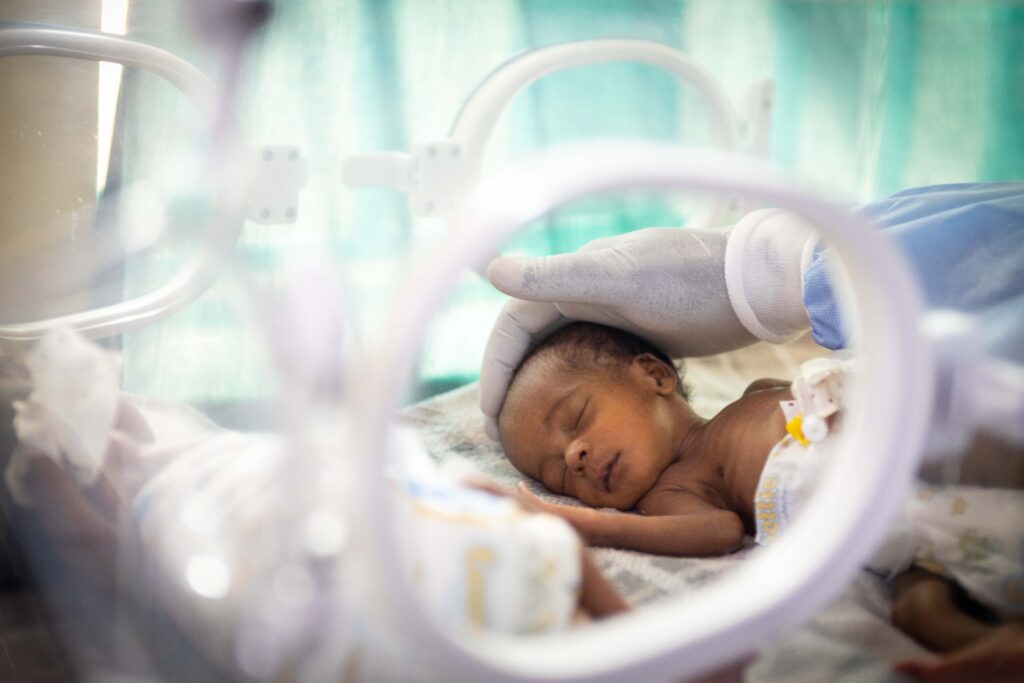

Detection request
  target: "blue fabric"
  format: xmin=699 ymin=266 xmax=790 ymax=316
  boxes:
xmin=804 ymin=183 xmax=1024 ymax=360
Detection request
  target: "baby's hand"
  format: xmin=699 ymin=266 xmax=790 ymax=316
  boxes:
xmin=515 ymin=482 xmax=600 ymax=528
xmin=466 ymin=480 xmax=599 ymax=533
xmin=461 ymin=478 xmax=566 ymax=516
xmin=515 ymin=481 xmax=557 ymax=514
xmin=894 ymin=622 xmax=1024 ymax=683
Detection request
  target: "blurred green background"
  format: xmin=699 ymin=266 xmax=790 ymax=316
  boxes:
xmin=96 ymin=0 xmax=1024 ymax=415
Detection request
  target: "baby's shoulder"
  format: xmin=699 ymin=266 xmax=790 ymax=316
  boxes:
xmin=637 ymin=471 xmax=722 ymax=516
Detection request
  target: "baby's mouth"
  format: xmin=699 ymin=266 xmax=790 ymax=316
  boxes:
xmin=601 ymin=453 xmax=620 ymax=493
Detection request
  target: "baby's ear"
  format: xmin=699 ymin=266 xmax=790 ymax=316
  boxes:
xmin=631 ymin=353 xmax=677 ymax=396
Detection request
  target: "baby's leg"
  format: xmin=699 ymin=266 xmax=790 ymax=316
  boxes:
xmin=895 ymin=621 xmax=1024 ymax=683
xmin=890 ymin=567 xmax=995 ymax=652
xmin=916 ymin=432 xmax=1024 ymax=489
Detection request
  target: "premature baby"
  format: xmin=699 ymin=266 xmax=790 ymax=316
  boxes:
xmin=497 ymin=320 xmax=793 ymax=557
xmin=496 ymin=321 xmax=1024 ymax=682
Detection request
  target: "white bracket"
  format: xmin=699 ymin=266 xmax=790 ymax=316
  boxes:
xmin=407 ymin=140 xmax=470 ymax=216
xmin=343 ymin=139 xmax=470 ymax=218
xmin=246 ymin=145 xmax=308 ymax=224
xmin=342 ymin=40 xmax=768 ymax=228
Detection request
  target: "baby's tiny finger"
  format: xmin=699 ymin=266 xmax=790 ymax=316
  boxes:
xmin=463 ymin=478 xmax=512 ymax=498
xmin=515 ymin=482 xmax=544 ymax=510
xmin=892 ymin=659 xmax=932 ymax=682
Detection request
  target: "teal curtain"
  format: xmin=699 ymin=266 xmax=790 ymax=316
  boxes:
xmin=117 ymin=0 xmax=1024 ymax=411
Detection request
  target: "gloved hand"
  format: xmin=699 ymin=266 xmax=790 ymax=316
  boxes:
xmin=480 ymin=211 xmax=819 ymax=441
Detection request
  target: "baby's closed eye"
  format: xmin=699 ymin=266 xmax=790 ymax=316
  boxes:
xmin=573 ymin=398 xmax=590 ymax=432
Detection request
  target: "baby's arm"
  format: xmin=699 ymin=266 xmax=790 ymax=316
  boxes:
xmin=578 ymin=549 xmax=630 ymax=618
xmin=743 ymin=377 xmax=791 ymax=395
xmin=516 ymin=484 xmax=744 ymax=557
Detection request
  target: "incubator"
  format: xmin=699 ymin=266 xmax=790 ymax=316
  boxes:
xmin=343 ymin=38 xmax=772 ymax=230
xmin=0 ymin=25 xmax=306 ymax=342
xmin=1 ymin=2 xmax=1022 ymax=683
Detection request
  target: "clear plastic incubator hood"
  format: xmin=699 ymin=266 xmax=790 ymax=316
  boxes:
xmin=0 ymin=25 xmax=306 ymax=343
xmin=4 ymin=9 xmax=1023 ymax=682
xmin=344 ymin=38 xmax=773 ymax=230
xmin=350 ymin=139 xmax=943 ymax=683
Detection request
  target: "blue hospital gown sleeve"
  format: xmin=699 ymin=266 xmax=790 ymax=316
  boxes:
xmin=803 ymin=183 xmax=1024 ymax=358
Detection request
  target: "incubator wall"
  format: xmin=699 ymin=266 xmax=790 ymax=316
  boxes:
xmin=8 ymin=1 xmax=1022 ymax=411
xmin=0 ymin=1 xmax=1022 ymax=682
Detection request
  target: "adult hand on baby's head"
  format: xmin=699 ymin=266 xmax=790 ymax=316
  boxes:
xmin=487 ymin=228 xmax=752 ymax=355
xmin=480 ymin=298 xmax=565 ymax=440
xmin=480 ymin=228 xmax=757 ymax=440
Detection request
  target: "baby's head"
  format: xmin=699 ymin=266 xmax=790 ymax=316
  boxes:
xmin=497 ymin=322 xmax=691 ymax=510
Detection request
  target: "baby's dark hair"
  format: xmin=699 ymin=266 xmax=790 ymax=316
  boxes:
xmin=514 ymin=321 xmax=688 ymax=399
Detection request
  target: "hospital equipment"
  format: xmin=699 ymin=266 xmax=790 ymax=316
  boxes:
xmin=2 ymin=14 xmax=1022 ymax=683
xmin=0 ymin=25 xmax=307 ymax=342
xmin=352 ymin=141 xmax=935 ymax=682
xmin=342 ymin=39 xmax=773 ymax=229
xmin=352 ymin=142 xmax=1023 ymax=682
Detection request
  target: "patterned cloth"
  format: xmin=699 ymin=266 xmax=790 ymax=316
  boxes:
xmin=876 ymin=485 xmax=1024 ymax=617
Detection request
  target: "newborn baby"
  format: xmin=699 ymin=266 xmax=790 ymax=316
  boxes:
xmin=496 ymin=321 xmax=1024 ymax=682
xmin=497 ymin=320 xmax=794 ymax=557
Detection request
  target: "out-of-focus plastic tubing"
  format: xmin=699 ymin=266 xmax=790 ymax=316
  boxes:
xmin=0 ymin=27 xmax=240 ymax=343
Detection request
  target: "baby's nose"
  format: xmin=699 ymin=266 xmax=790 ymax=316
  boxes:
xmin=565 ymin=440 xmax=588 ymax=471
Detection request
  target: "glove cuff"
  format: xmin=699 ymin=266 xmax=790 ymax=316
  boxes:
xmin=724 ymin=209 xmax=818 ymax=344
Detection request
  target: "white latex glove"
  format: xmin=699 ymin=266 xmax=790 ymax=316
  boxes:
xmin=480 ymin=212 xmax=819 ymax=441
